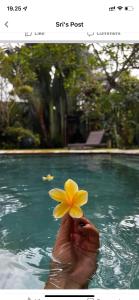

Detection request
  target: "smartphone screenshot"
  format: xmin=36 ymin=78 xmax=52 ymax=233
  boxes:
xmin=0 ymin=1 xmax=139 ymax=300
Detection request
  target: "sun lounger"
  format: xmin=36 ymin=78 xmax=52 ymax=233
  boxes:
xmin=68 ymin=130 xmax=105 ymax=149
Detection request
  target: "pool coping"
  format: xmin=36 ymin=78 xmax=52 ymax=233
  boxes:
xmin=0 ymin=148 xmax=139 ymax=155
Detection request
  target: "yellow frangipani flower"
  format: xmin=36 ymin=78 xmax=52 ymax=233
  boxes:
xmin=42 ymin=174 xmax=54 ymax=181
xmin=48 ymin=179 xmax=88 ymax=218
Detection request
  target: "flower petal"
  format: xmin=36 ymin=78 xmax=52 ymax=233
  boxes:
xmin=69 ymin=205 xmax=83 ymax=218
xmin=49 ymin=189 xmax=67 ymax=202
xmin=64 ymin=179 xmax=78 ymax=198
xmin=53 ymin=203 xmax=69 ymax=218
xmin=73 ymin=190 xmax=88 ymax=206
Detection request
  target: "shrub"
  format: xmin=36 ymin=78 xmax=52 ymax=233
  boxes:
xmin=2 ymin=127 xmax=40 ymax=149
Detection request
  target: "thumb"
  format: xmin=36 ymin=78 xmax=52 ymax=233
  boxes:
xmin=55 ymin=214 xmax=73 ymax=244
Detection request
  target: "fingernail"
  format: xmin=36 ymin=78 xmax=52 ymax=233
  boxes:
xmin=79 ymin=221 xmax=85 ymax=227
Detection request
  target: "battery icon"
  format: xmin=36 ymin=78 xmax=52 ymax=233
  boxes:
xmin=125 ymin=6 xmax=134 ymax=11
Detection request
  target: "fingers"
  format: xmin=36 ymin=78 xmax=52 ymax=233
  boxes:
xmin=54 ymin=214 xmax=99 ymax=254
xmin=73 ymin=217 xmax=99 ymax=236
xmin=72 ymin=217 xmax=100 ymax=251
xmin=55 ymin=214 xmax=73 ymax=245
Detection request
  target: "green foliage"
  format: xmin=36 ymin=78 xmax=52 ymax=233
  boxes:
xmin=2 ymin=127 xmax=40 ymax=149
xmin=0 ymin=43 xmax=139 ymax=149
xmin=16 ymin=85 xmax=33 ymax=97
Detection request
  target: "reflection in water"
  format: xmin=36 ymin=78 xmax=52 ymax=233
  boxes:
xmin=0 ymin=154 xmax=139 ymax=288
xmin=0 ymin=248 xmax=51 ymax=288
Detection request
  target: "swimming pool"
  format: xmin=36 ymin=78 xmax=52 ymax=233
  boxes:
xmin=0 ymin=154 xmax=139 ymax=289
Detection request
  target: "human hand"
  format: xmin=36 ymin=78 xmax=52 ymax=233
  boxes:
xmin=46 ymin=214 xmax=99 ymax=289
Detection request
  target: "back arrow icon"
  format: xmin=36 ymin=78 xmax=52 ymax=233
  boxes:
xmin=4 ymin=21 xmax=8 ymax=28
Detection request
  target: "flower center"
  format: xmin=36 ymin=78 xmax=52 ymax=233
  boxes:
xmin=66 ymin=194 xmax=73 ymax=206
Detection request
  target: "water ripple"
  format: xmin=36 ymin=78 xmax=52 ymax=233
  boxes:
xmin=0 ymin=248 xmax=51 ymax=288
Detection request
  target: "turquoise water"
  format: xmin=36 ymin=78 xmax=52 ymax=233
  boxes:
xmin=0 ymin=154 xmax=139 ymax=289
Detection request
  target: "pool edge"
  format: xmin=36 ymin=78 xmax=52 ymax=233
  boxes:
xmin=0 ymin=149 xmax=139 ymax=155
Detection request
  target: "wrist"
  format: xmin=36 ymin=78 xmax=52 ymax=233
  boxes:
xmin=45 ymin=272 xmax=85 ymax=289
xmin=45 ymin=262 xmax=86 ymax=289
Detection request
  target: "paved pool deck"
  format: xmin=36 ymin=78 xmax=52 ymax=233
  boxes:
xmin=0 ymin=148 xmax=139 ymax=155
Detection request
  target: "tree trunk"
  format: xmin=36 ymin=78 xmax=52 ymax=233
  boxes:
xmin=39 ymin=107 xmax=48 ymax=144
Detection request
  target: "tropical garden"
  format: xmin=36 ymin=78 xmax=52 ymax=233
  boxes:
xmin=0 ymin=43 xmax=139 ymax=149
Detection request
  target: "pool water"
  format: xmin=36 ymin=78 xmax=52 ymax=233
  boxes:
xmin=0 ymin=154 xmax=139 ymax=289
